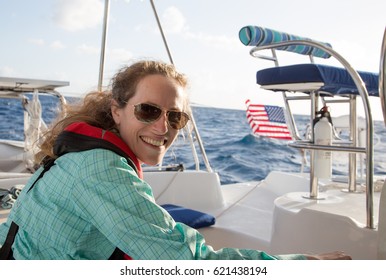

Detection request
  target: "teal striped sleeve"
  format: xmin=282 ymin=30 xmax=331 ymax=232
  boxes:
xmin=74 ymin=149 xmax=307 ymax=260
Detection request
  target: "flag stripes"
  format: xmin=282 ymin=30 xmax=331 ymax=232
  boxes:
xmin=245 ymin=99 xmax=292 ymax=140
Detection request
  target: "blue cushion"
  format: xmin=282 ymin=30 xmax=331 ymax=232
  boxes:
xmin=161 ymin=204 xmax=216 ymax=229
xmin=256 ymin=64 xmax=379 ymax=96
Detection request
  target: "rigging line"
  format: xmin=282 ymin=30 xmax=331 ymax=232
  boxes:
xmin=154 ymin=170 xmax=183 ymax=201
xmin=214 ymin=182 xmax=261 ymax=220
xmin=149 ymin=0 xmax=174 ymax=65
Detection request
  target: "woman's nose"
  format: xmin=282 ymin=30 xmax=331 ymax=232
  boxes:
xmin=152 ymin=112 xmax=169 ymax=134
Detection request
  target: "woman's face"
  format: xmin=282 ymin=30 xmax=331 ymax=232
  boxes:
xmin=112 ymin=74 xmax=186 ymax=165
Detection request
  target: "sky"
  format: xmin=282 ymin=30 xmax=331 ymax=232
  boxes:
xmin=0 ymin=0 xmax=385 ymax=120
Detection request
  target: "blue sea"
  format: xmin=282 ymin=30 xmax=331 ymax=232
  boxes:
xmin=1 ymin=95 xmax=385 ymax=185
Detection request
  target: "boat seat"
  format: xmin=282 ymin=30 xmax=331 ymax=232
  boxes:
xmin=256 ymin=64 xmax=379 ymax=96
xmin=239 ymin=25 xmax=379 ymax=97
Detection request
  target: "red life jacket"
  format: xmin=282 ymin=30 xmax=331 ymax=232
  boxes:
xmin=56 ymin=122 xmax=142 ymax=179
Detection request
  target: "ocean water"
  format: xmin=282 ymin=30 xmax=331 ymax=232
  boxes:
xmin=1 ymin=96 xmax=385 ymax=185
xmin=171 ymin=106 xmax=386 ymax=184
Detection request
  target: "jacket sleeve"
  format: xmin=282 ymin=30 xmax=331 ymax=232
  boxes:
xmin=73 ymin=150 xmax=306 ymax=260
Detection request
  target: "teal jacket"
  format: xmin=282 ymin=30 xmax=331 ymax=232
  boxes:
xmin=0 ymin=123 xmax=306 ymax=260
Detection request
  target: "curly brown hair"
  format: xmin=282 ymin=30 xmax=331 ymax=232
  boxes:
xmin=35 ymin=60 xmax=189 ymax=165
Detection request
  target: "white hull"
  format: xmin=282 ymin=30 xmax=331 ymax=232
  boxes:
xmin=0 ymin=140 xmax=28 ymax=173
xmin=1 ymin=168 xmax=383 ymax=259
xmin=146 ymin=170 xmax=383 ymax=260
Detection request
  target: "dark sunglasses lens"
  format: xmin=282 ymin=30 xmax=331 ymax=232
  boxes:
xmin=134 ymin=104 xmax=161 ymax=122
xmin=168 ymin=111 xmax=189 ymax=129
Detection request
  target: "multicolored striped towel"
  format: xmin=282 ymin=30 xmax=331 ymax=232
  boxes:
xmin=239 ymin=25 xmax=332 ymax=59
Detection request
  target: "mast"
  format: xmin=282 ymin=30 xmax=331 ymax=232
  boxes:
xmin=98 ymin=0 xmax=110 ymax=91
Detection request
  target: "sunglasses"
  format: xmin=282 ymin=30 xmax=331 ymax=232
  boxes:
xmin=132 ymin=103 xmax=190 ymax=130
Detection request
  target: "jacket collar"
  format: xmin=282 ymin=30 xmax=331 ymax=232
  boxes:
xmin=58 ymin=122 xmax=143 ymax=179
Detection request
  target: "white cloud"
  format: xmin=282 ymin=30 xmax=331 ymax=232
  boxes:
xmin=160 ymin=6 xmax=237 ymax=51
xmin=184 ymin=32 xmax=240 ymax=51
xmin=54 ymin=0 xmax=104 ymax=32
xmin=161 ymin=6 xmax=188 ymax=34
xmin=77 ymin=44 xmax=100 ymax=55
xmin=28 ymin=38 xmax=45 ymax=46
xmin=0 ymin=66 xmax=16 ymax=77
xmin=76 ymin=44 xmax=132 ymax=61
xmin=108 ymin=48 xmax=133 ymax=62
xmin=50 ymin=40 xmax=66 ymax=49
xmin=121 ymin=0 xmax=146 ymax=4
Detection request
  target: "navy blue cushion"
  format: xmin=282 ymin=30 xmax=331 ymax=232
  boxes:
xmin=161 ymin=204 xmax=216 ymax=229
xmin=256 ymin=64 xmax=379 ymax=96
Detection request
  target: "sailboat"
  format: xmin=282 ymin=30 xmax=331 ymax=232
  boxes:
xmin=1 ymin=1 xmax=386 ymax=260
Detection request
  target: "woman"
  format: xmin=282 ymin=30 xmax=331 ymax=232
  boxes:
xmin=0 ymin=60 xmax=350 ymax=260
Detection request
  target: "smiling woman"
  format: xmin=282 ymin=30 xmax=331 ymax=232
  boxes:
xmin=110 ymin=67 xmax=189 ymax=165
xmin=0 ymin=60 xmax=193 ymax=259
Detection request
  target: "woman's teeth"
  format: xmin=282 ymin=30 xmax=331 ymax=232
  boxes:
xmin=141 ymin=136 xmax=165 ymax=147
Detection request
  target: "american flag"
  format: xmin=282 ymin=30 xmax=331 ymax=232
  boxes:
xmin=245 ymin=99 xmax=292 ymax=140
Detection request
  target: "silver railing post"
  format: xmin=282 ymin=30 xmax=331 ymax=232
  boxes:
xmin=379 ymin=28 xmax=386 ymax=126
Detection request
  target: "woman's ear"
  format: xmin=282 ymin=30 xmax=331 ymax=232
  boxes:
xmin=111 ymin=100 xmax=121 ymax=125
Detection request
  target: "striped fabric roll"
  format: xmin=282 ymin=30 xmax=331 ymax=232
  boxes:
xmin=239 ymin=25 xmax=332 ymax=59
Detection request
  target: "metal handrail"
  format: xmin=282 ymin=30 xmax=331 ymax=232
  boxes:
xmin=288 ymin=142 xmax=366 ymax=153
xmin=251 ymin=40 xmax=375 ymax=229
xmin=379 ymin=27 xmax=386 ymax=126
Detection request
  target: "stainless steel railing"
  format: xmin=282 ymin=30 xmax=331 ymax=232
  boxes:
xmin=379 ymin=27 xmax=386 ymax=126
xmin=250 ymin=40 xmax=375 ymax=229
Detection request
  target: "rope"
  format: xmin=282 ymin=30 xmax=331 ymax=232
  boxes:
xmin=0 ymin=185 xmax=24 ymax=209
